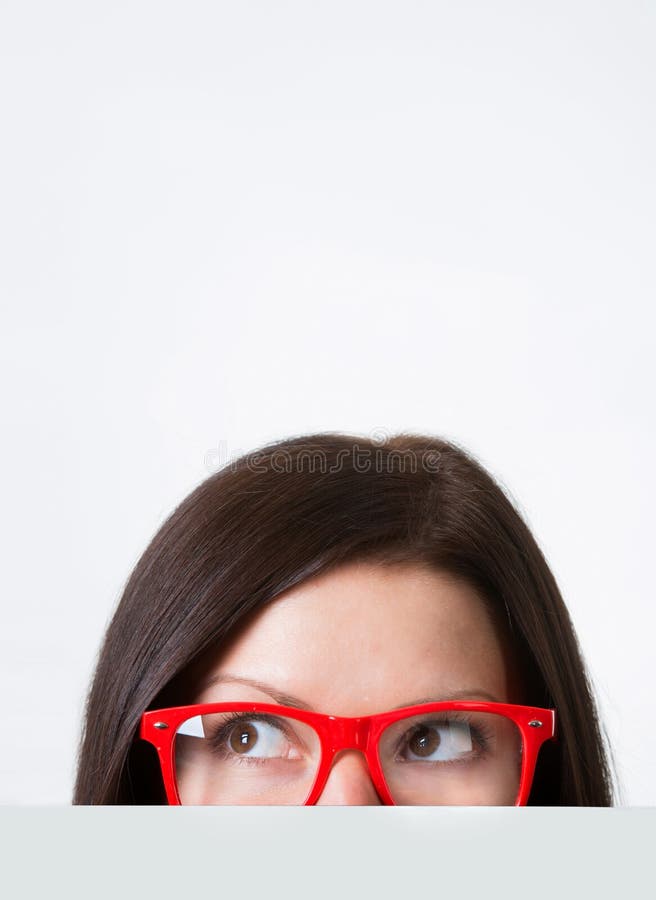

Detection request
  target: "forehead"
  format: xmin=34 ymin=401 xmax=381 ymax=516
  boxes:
xmin=193 ymin=560 xmax=518 ymax=714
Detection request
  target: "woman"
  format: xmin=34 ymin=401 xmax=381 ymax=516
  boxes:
xmin=74 ymin=432 xmax=615 ymax=805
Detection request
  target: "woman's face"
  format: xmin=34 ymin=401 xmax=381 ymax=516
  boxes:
xmin=179 ymin=560 xmax=522 ymax=805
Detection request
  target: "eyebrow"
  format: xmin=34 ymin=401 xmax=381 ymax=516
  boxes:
xmin=197 ymin=673 xmax=502 ymax=710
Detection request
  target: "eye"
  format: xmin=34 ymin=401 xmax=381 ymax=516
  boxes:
xmin=215 ymin=715 xmax=303 ymax=761
xmin=399 ymin=720 xmax=477 ymax=762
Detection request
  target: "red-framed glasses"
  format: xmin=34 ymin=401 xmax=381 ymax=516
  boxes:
xmin=140 ymin=701 xmax=557 ymax=806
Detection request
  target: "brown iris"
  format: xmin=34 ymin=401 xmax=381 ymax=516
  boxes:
xmin=408 ymin=725 xmax=440 ymax=757
xmin=229 ymin=722 xmax=258 ymax=753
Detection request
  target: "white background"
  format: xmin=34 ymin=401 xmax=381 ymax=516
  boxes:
xmin=2 ymin=808 xmax=655 ymax=898
xmin=1 ymin=1 xmax=654 ymax=804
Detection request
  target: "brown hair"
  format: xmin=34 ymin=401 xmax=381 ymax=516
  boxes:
xmin=74 ymin=432 xmax=615 ymax=805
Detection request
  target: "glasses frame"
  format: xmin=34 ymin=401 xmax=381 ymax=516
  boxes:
xmin=140 ymin=700 xmax=556 ymax=806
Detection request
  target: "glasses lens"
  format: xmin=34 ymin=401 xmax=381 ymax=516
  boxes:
xmin=174 ymin=710 xmax=322 ymax=804
xmin=378 ymin=710 xmax=523 ymax=805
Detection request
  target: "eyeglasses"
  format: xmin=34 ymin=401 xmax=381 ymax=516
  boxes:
xmin=140 ymin=700 xmax=556 ymax=806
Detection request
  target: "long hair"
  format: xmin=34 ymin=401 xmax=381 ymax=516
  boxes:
xmin=74 ymin=432 xmax=615 ymax=804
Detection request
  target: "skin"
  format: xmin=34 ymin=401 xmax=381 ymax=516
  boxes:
xmin=177 ymin=560 xmax=523 ymax=805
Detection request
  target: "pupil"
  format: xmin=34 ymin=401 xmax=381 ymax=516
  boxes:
xmin=229 ymin=723 xmax=257 ymax=754
xmin=409 ymin=725 xmax=440 ymax=757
